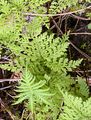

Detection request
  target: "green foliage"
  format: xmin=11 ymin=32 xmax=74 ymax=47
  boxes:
xmin=0 ymin=0 xmax=90 ymax=73
xmin=49 ymin=0 xmax=78 ymax=14
xmin=0 ymin=32 xmax=82 ymax=73
xmin=76 ymin=77 xmax=89 ymax=99
xmin=14 ymin=68 xmax=53 ymax=112
xmin=14 ymin=70 xmax=90 ymax=119
xmin=27 ymin=33 xmax=81 ymax=75
xmin=87 ymin=12 xmax=91 ymax=18
xmin=88 ymin=23 xmax=91 ymax=29
xmin=49 ymin=0 xmax=90 ymax=14
xmin=0 ymin=0 xmax=91 ymax=120
xmin=59 ymin=92 xmax=91 ymax=120
xmin=14 ymin=68 xmax=71 ymax=119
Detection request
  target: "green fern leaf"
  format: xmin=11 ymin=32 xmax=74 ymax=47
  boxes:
xmin=77 ymin=77 xmax=89 ymax=99
xmin=59 ymin=92 xmax=91 ymax=120
xmin=14 ymin=68 xmax=53 ymax=112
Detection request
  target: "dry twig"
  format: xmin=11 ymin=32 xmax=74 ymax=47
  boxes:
xmin=23 ymin=6 xmax=91 ymax=17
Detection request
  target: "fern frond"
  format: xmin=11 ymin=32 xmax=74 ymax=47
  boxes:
xmin=76 ymin=77 xmax=89 ymax=99
xmin=49 ymin=0 xmax=78 ymax=14
xmin=14 ymin=68 xmax=53 ymax=112
xmin=59 ymin=92 xmax=91 ymax=120
xmin=27 ymin=33 xmax=81 ymax=75
xmin=49 ymin=0 xmax=90 ymax=14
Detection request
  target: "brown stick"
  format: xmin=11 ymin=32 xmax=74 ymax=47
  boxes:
xmin=71 ymin=14 xmax=91 ymax=21
xmin=69 ymin=41 xmax=91 ymax=61
xmin=0 ymin=86 xmax=11 ymax=90
xmin=51 ymin=17 xmax=63 ymax=35
xmin=23 ymin=6 xmax=91 ymax=17
xmin=70 ymin=32 xmax=91 ymax=35
xmin=0 ymin=61 xmax=9 ymax=64
xmin=0 ymin=79 xmax=20 ymax=82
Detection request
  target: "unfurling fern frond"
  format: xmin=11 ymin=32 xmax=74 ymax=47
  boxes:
xmin=14 ymin=68 xmax=53 ymax=112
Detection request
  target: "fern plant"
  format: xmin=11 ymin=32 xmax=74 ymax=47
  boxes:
xmin=0 ymin=0 xmax=91 ymax=120
xmin=75 ymin=77 xmax=89 ymax=99
xmin=14 ymin=67 xmax=53 ymax=112
xmin=0 ymin=32 xmax=82 ymax=73
xmin=11 ymin=32 xmax=82 ymax=118
xmin=59 ymin=92 xmax=91 ymax=120
xmin=15 ymin=72 xmax=90 ymax=119
xmin=49 ymin=0 xmax=91 ymax=14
